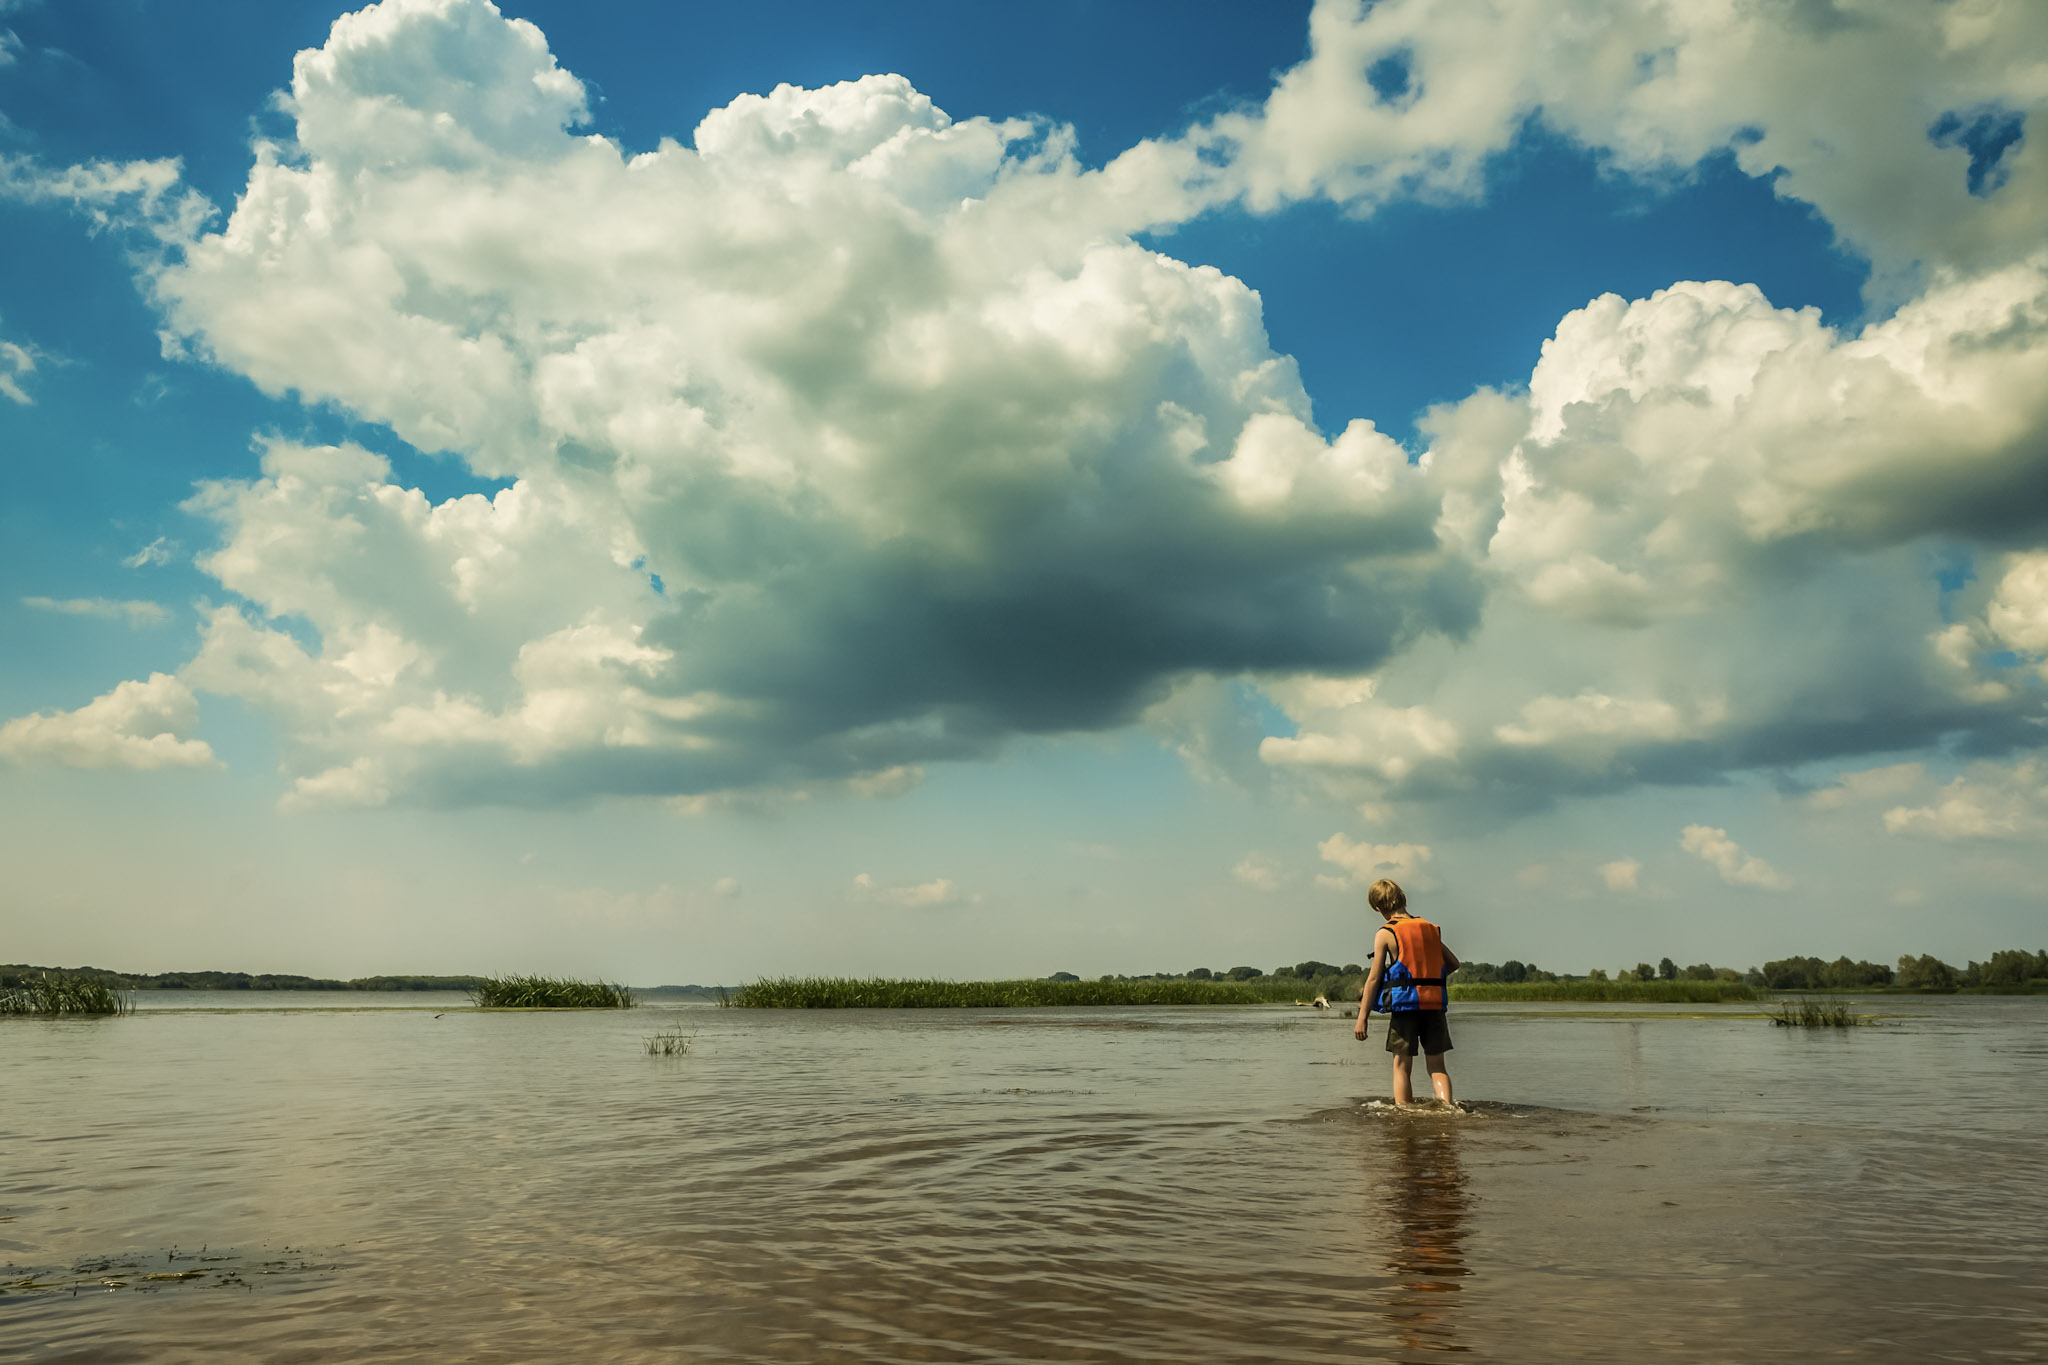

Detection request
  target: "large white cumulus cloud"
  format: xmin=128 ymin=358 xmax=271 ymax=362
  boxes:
xmin=1174 ymin=0 xmax=2048 ymax=286
xmin=12 ymin=0 xmax=2048 ymax=818
xmin=135 ymin=0 xmax=1460 ymax=805
xmin=0 ymin=674 xmax=217 ymax=771
xmin=1260 ymin=260 xmax=2048 ymax=810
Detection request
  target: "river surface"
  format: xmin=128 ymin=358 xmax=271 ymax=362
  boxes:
xmin=3 ymin=993 xmax=2044 ymax=1363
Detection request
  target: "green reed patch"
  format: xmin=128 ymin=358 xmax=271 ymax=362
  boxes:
xmin=0 ymin=973 xmax=132 ymax=1017
xmin=1766 ymin=997 xmax=1870 ymax=1028
xmin=724 ymin=976 xmax=1763 ymax=1009
xmin=728 ymin=977 xmax=1285 ymax=1008
xmin=1450 ymin=980 xmax=1756 ymax=1003
xmin=643 ymin=1028 xmax=693 ymax=1055
xmin=468 ymin=975 xmax=635 ymax=1009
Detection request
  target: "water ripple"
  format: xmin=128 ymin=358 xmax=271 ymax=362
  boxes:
xmin=1 ymin=997 xmax=2043 ymax=1362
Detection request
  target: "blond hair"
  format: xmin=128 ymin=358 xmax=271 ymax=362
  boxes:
xmin=1367 ymin=878 xmax=1406 ymax=917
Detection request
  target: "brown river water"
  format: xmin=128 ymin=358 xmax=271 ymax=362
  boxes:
xmin=4 ymin=994 xmax=2045 ymax=1363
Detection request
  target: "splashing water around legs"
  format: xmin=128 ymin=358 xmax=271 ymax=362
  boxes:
xmin=1426 ymin=1052 xmax=1454 ymax=1106
xmin=1392 ymin=1051 xmax=1456 ymax=1106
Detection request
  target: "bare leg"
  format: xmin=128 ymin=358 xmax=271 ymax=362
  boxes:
xmin=1391 ymin=1053 xmax=1415 ymax=1106
xmin=1425 ymin=1052 xmax=1453 ymax=1106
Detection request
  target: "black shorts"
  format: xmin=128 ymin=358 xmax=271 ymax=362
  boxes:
xmin=1384 ymin=1011 xmax=1452 ymax=1057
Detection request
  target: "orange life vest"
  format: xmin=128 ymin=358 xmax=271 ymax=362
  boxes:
xmin=1374 ymin=915 xmax=1448 ymax=1013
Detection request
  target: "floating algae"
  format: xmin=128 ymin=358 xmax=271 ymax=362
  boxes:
xmin=0 ymin=1245 xmax=343 ymax=1299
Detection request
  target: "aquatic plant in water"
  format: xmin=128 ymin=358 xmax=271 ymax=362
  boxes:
xmin=468 ymin=975 xmax=635 ymax=1009
xmin=725 ymin=975 xmax=1770 ymax=1009
xmin=0 ymin=974 xmax=132 ymax=1017
xmin=1766 ymin=997 xmax=1870 ymax=1028
xmin=643 ymin=1028 xmax=693 ymax=1055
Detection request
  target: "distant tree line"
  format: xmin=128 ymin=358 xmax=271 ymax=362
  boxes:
xmin=11 ymin=948 xmax=2041 ymax=999
xmin=0 ymin=965 xmax=482 ymax=992
xmin=1891 ymin=949 xmax=2048 ymax=991
xmin=1745 ymin=951 xmax=2048 ymax=990
xmin=1750 ymin=956 xmax=1894 ymax=989
xmin=1047 ymin=947 xmax=2047 ymax=995
xmin=1588 ymin=957 xmax=1746 ymax=985
xmin=1080 ymin=962 xmax=1365 ymax=985
xmin=1456 ymin=960 xmax=1565 ymax=984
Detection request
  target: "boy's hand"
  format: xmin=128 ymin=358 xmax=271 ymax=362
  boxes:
xmin=1353 ymin=1023 xmax=1367 ymax=1041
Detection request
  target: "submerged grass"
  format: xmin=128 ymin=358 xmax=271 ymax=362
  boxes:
xmin=1767 ymin=996 xmax=1871 ymax=1028
xmin=729 ymin=977 xmax=1280 ymax=1008
xmin=469 ymin=975 xmax=635 ymax=1009
xmin=643 ymin=1028 xmax=693 ymax=1055
xmin=1450 ymin=980 xmax=1757 ymax=1004
xmin=0 ymin=974 xmax=133 ymax=1017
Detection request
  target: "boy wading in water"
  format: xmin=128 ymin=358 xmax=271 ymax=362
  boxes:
xmin=1353 ymin=878 xmax=1460 ymax=1107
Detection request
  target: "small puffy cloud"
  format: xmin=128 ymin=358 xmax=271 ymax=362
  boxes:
xmin=0 ymin=29 xmax=19 ymax=69
xmin=711 ymin=876 xmax=742 ymax=899
xmin=121 ymin=537 xmax=176 ymax=569
xmin=1679 ymin=825 xmax=1785 ymax=890
xmin=1987 ymin=551 xmax=2048 ymax=669
xmin=21 ymin=595 xmax=168 ymax=626
xmin=1317 ymin=833 xmax=1432 ymax=888
xmin=0 ymin=150 xmax=211 ymax=243
xmin=845 ymin=766 xmax=923 ymax=800
xmin=850 ymin=873 xmax=973 ymax=907
xmin=1883 ymin=759 xmax=2048 ymax=841
xmin=1260 ymin=675 xmax=1461 ymax=787
xmin=0 ymin=318 xmax=33 ymax=404
xmin=1806 ymin=762 xmax=1926 ymax=811
xmin=1495 ymin=693 xmax=1696 ymax=752
xmin=1232 ymin=853 xmax=1282 ymax=891
xmin=280 ymin=755 xmax=388 ymax=811
xmin=1597 ymin=858 xmax=1641 ymax=893
xmin=0 ymin=673 xmax=217 ymax=770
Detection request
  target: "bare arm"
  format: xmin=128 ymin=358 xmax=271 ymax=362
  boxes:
xmin=1354 ymin=930 xmax=1394 ymax=1041
xmin=1442 ymin=942 xmax=1460 ymax=973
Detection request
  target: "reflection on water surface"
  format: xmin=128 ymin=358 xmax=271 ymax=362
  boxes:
xmin=1374 ymin=1111 xmax=1471 ymax=1355
xmin=3 ymin=996 xmax=2044 ymax=1362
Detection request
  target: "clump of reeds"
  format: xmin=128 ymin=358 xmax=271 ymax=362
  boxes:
xmin=728 ymin=977 xmax=1272 ymax=1008
xmin=468 ymin=975 xmax=635 ymax=1009
xmin=643 ymin=1028 xmax=693 ymax=1055
xmin=1451 ymin=979 xmax=1757 ymax=1004
xmin=0 ymin=974 xmax=133 ymax=1017
xmin=1766 ymin=997 xmax=1869 ymax=1028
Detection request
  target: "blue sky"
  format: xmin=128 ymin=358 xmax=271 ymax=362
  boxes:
xmin=2 ymin=0 xmax=2044 ymax=980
